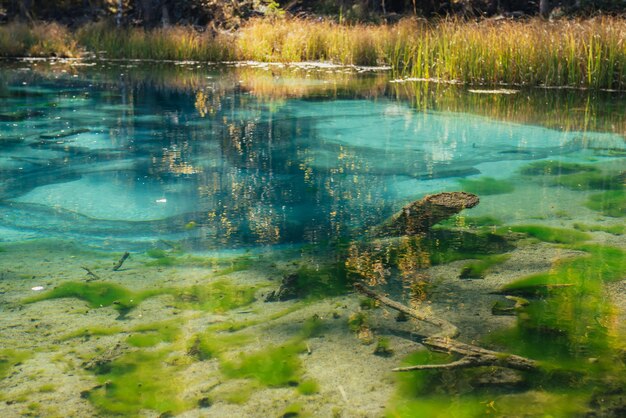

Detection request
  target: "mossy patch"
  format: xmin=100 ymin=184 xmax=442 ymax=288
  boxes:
xmin=187 ymin=332 xmax=252 ymax=361
xmin=573 ymin=223 xmax=624 ymax=235
xmin=169 ymin=280 xmax=256 ymax=312
xmin=458 ymin=177 xmax=515 ymax=195
xmin=126 ymin=322 xmax=181 ymax=348
xmin=297 ymin=379 xmax=319 ymax=395
xmin=292 ymin=262 xmax=351 ymax=299
xmin=0 ymin=349 xmax=31 ymax=380
xmin=22 ymin=282 xmax=162 ymax=316
xmin=438 ymin=215 xmax=503 ymax=229
xmin=585 ymin=190 xmax=625 ymax=217
xmin=86 ymin=349 xmax=191 ymax=416
xmin=221 ymin=341 xmax=305 ymax=387
xmin=554 ymin=172 xmax=624 ymax=191
xmin=519 ymin=160 xmax=599 ymax=176
xmin=459 ymin=254 xmax=510 ymax=279
xmin=505 ymin=225 xmax=591 ymax=244
xmin=426 ymin=230 xmax=514 ymax=265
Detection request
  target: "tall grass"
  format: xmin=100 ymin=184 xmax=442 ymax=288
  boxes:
xmin=0 ymin=22 xmax=77 ymax=57
xmin=1 ymin=17 xmax=626 ymax=89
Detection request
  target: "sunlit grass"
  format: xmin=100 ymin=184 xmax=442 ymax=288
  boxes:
xmin=2 ymin=17 xmax=626 ymax=88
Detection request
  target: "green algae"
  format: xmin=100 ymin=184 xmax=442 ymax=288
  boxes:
xmin=61 ymin=326 xmax=124 ymax=341
xmin=86 ymin=349 xmax=191 ymax=416
xmin=519 ymin=160 xmax=599 ymax=176
xmin=221 ymin=341 xmax=306 ymax=387
xmin=457 ymin=177 xmax=515 ymax=195
xmin=293 ymin=262 xmax=351 ymax=298
xmin=573 ymin=222 xmax=624 ymax=235
xmin=170 ymin=280 xmax=257 ymax=312
xmin=426 ymin=230 xmax=513 ymax=265
xmin=586 ymin=190 xmax=625 ymax=217
xmin=0 ymin=349 xmax=31 ymax=380
xmin=506 ymin=225 xmax=591 ymax=244
xmin=554 ymin=171 xmax=624 ymax=191
xmin=22 ymin=282 xmax=161 ymax=316
xmin=459 ymin=254 xmax=510 ymax=279
xmin=297 ymin=379 xmax=320 ymax=395
xmin=126 ymin=322 xmax=181 ymax=348
xmin=438 ymin=215 xmax=503 ymax=229
xmin=187 ymin=332 xmax=252 ymax=361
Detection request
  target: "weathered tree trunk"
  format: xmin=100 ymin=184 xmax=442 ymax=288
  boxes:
xmin=539 ymin=0 xmax=551 ymax=18
xmin=371 ymin=192 xmax=479 ymax=237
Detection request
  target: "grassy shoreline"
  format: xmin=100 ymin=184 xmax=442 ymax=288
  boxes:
xmin=2 ymin=17 xmax=626 ymax=89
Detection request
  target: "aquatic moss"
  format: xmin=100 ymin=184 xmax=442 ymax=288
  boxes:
xmin=86 ymin=349 xmax=190 ymax=415
xmin=146 ymin=248 xmax=168 ymax=258
xmin=187 ymin=332 xmax=252 ymax=361
xmin=215 ymin=257 xmax=253 ymax=276
xmin=170 ymin=280 xmax=256 ymax=312
xmin=0 ymin=349 xmax=31 ymax=380
xmin=585 ymin=190 xmax=625 ymax=217
xmin=221 ymin=341 xmax=305 ymax=387
xmin=519 ymin=160 xmax=599 ymax=176
xmin=506 ymin=225 xmax=591 ymax=244
xmin=573 ymin=223 xmax=624 ymax=235
xmin=22 ymin=282 xmax=161 ymax=316
xmin=426 ymin=230 xmax=514 ymax=265
xmin=458 ymin=177 xmax=515 ymax=195
xmin=438 ymin=215 xmax=503 ymax=229
xmin=554 ymin=172 xmax=624 ymax=191
xmin=297 ymin=379 xmax=319 ymax=395
xmin=126 ymin=322 xmax=181 ymax=348
xmin=459 ymin=254 xmax=510 ymax=279
xmin=293 ymin=262 xmax=351 ymax=298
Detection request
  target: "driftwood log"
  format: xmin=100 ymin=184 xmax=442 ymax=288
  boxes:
xmin=371 ymin=192 xmax=480 ymax=237
xmin=354 ymin=283 xmax=538 ymax=372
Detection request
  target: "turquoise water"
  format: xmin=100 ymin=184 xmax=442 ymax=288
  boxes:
xmin=0 ymin=60 xmax=625 ymax=417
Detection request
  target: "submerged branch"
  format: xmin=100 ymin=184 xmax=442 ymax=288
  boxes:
xmin=354 ymin=283 xmax=539 ymax=372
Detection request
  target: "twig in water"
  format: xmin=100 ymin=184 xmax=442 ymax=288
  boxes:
xmin=113 ymin=252 xmax=130 ymax=271
xmin=82 ymin=267 xmax=101 ymax=281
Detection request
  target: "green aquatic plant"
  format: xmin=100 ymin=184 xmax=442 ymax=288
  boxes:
xmin=86 ymin=349 xmax=191 ymax=415
xmin=221 ymin=341 xmax=305 ymax=387
xmin=0 ymin=349 xmax=31 ymax=380
xmin=187 ymin=332 xmax=252 ymax=361
xmin=297 ymin=379 xmax=320 ymax=395
xmin=126 ymin=322 xmax=181 ymax=348
xmin=146 ymin=248 xmax=168 ymax=258
xmin=292 ymin=262 xmax=351 ymax=299
xmin=373 ymin=337 xmax=394 ymax=357
xmin=573 ymin=223 xmax=624 ymax=235
xmin=437 ymin=215 xmax=503 ymax=229
xmin=22 ymin=282 xmax=161 ymax=316
xmin=215 ymin=256 xmax=253 ymax=276
xmin=519 ymin=160 xmax=599 ymax=176
xmin=170 ymin=280 xmax=256 ymax=312
xmin=459 ymin=254 xmax=510 ymax=279
xmin=585 ymin=190 xmax=625 ymax=217
xmin=426 ymin=230 xmax=514 ymax=265
xmin=457 ymin=177 xmax=515 ymax=195
xmin=506 ymin=225 xmax=591 ymax=244
xmin=553 ymin=172 xmax=624 ymax=191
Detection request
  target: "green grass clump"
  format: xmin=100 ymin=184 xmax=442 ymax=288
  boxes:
xmin=500 ymin=244 xmax=625 ymax=295
xmin=86 ymin=349 xmax=190 ymax=415
xmin=170 ymin=280 xmax=256 ymax=312
xmin=187 ymin=332 xmax=252 ymax=361
xmin=221 ymin=341 xmax=305 ymax=387
xmin=23 ymin=282 xmax=160 ymax=315
xmin=554 ymin=172 xmax=624 ymax=191
xmin=292 ymin=263 xmax=351 ymax=299
xmin=506 ymin=225 xmax=591 ymax=244
xmin=459 ymin=254 xmax=510 ymax=279
xmin=426 ymin=230 xmax=513 ymax=265
xmin=457 ymin=177 xmax=515 ymax=195
xmin=297 ymin=379 xmax=319 ymax=395
xmin=573 ymin=223 xmax=624 ymax=235
xmin=586 ymin=190 xmax=625 ymax=217
xmin=519 ymin=160 xmax=599 ymax=176
xmin=126 ymin=322 xmax=181 ymax=348
xmin=0 ymin=349 xmax=31 ymax=380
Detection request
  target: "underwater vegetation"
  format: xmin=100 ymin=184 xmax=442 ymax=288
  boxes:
xmin=85 ymin=349 xmax=191 ymax=416
xmin=22 ymin=282 xmax=159 ymax=317
xmin=585 ymin=190 xmax=625 ymax=217
xmin=519 ymin=160 xmax=599 ymax=176
xmin=23 ymin=280 xmax=257 ymax=316
xmin=506 ymin=225 xmax=591 ymax=244
xmin=457 ymin=177 xmax=515 ymax=195
xmin=573 ymin=223 xmax=624 ymax=235
xmin=553 ymin=171 xmax=624 ymax=191
xmin=459 ymin=254 xmax=510 ymax=280
xmin=0 ymin=349 xmax=31 ymax=380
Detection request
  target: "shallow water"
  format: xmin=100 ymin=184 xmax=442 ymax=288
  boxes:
xmin=0 ymin=60 xmax=625 ymax=417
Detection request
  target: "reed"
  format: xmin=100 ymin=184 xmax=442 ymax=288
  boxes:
xmin=2 ymin=17 xmax=626 ymax=89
